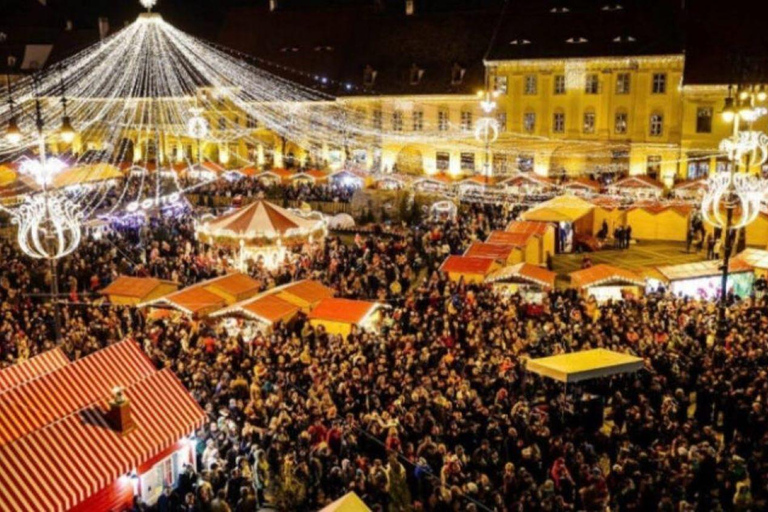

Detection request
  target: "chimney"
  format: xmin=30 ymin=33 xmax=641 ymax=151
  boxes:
xmin=98 ymin=17 xmax=110 ymax=40
xmin=405 ymin=0 xmax=415 ymax=16
xmin=106 ymin=386 xmax=136 ymax=435
xmin=269 ymin=0 xmax=278 ymax=12
xmin=65 ymin=20 xmax=73 ymax=31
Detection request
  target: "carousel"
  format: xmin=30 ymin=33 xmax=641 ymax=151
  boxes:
xmin=195 ymin=199 xmax=326 ymax=270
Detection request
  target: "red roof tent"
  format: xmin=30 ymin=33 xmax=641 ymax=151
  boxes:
xmin=0 ymin=359 xmax=205 ymax=512
xmin=0 ymin=341 xmax=155 ymax=446
xmin=505 ymin=220 xmax=549 ymax=237
xmin=0 ymin=348 xmax=69 ymax=394
xmin=486 ymin=230 xmax=535 ymax=247
xmin=440 ymin=255 xmax=497 ymax=274
xmin=570 ymin=264 xmax=645 ymax=288
xmin=465 ymin=241 xmax=515 ymax=260
xmin=308 ymin=298 xmax=378 ymax=324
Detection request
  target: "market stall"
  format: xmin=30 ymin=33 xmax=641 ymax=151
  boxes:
xmin=626 ymin=205 xmax=692 ymax=242
xmin=504 ymin=220 xmax=556 ymax=265
xmin=465 ymin=241 xmax=518 ymax=265
xmin=308 ymin=298 xmax=382 ymax=337
xmin=499 ymin=173 xmax=558 ymax=197
xmin=561 ymin=177 xmax=602 ymax=197
xmin=485 ymin=262 xmax=557 ymax=302
xmin=651 ymin=259 xmax=754 ymax=299
xmin=608 ymin=175 xmax=664 ymax=200
xmin=440 ymin=255 xmax=501 ymax=284
xmin=429 ymin=200 xmax=458 ymax=221
xmin=526 ymin=348 xmax=643 ymax=383
xmin=735 ymin=248 xmax=768 ymax=277
xmin=485 ymin=231 xmax=539 ymax=265
xmin=569 ymin=264 xmax=645 ymax=301
xmin=100 ymin=276 xmax=178 ymax=306
xmin=521 ymin=195 xmax=595 ymax=253
xmin=195 ymin=200 xmax=326 ymax=270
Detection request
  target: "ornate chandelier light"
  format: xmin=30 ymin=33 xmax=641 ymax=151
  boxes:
xmin=13 ymin=194 xmax=82 ymax=259
xmin=701 ymin=171 xmax=766 ymax=230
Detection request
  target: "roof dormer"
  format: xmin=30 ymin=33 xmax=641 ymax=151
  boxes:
xmin=410 ymin=64 xmax=425 ymax=85
xmin=451 ymin=63 xmax=466 ymax=85
xmin=363 ymin=65 xmax=377 ymax=88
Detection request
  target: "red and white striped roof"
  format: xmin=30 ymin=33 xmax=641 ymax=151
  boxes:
xmin=0 ymin=348 xmax=69 ymax=394
xmin=0 ymin=369 xmax=205 ymax=512
xmin=0 ymin=341 xmax=155 ymax=446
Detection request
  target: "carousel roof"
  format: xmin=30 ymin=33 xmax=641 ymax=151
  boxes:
xmin=199 ymin=200 xmax=321 ymax=238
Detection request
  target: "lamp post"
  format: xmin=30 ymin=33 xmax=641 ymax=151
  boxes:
xmin=701 ymin=83 xmax=768 ymax=343
xmin=475 ymin=88 xmax=499 ymax=187
xmin=4 ymin=73 xmax=80 ymax=344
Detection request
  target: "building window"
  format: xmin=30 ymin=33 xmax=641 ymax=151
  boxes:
xmin=585 ymin=74 xmax=599 ymax=94
xmin=392 ymin=111 xmax=403 ymax=131
xmin=438 ymin=109 xmax=449 ymax=131
xmin=494 ymin=75 xmax=508 ymax=94
xmin=436 ymin=151 xmax=450 ymax=171
xmin=652 ymin=73 xmax=667 ymax=94
xmin=616 ymin=73 xmax=630 ymax=94
xmin=696 ymin=107 xmax=713 ymax=133
xmin=649 ymin=113 xmax=663 ymax=136
xmin=372 ymin=109 xmax=383 ymax=130
xmin=412 ymin=110 xmax=424 ymax=131
xmin=553 ymin=112 xmax=565 ymax=133
xmin=646 ymin=155 xmax=661 ymax=180
xmin=687 ymin=153 xmax=710 ymax=179
xmin=523 ymin=112 xmax=536 ymax=133
xmin=217 ymin=117 xmax=226 ymax=130
xmin=461 ymin=110 xmax=473 ymax=131
xmin=517 ymin=153 xmax=534 ymax=172
xmin=496 ymin=112 xmax=507 ymax=132
xmin=716 ymin=156 xmax=733 ymax=173
xmin=614 ymin=111 xmax=628 ymax=134
xmin=246 ymin=116 xmax=258 ymax=129
xmin=583 ymin=111 xmax=596 ymax=133
xmin=554 ymin=75 xmax=566 ymax=95
xmin=460 ymin=152 xmax=475 ymax=171
xmin=524 ymin=75 xmax=537 ymax=95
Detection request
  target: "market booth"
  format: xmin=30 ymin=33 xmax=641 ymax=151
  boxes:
xmin=735 ymin=248 xmax=768 ymax=277
xmin=505 ymin=220 xmax=556 ymax=265
xmin=745 ymin=212 xmax=768 ymax=247
xmin=500 ymin=173 xmax=558 ymax=196
xmin=485 ymin=262 xmax=557 ymax=301
xmin=561 ymin=177 xmax=601 ymax=197
xmin=440 ymin=255 xmax=501 ymax=284
xmin=292 ymin=169 xmax=329 ymax=185
xmin=626 ymin=205 xmax=692 ymax=242
xmin=308 ymin=297 xmax=382 ymax=337
xmin=140 ymin=272 xmax=261 ymax=318
xmin=671 ymin=178 xmax=708 ymax=200
xmin=274 ymin=279 xmax=336 ymax=312
xmin=100 ymin=276 xmax=179 ymax=306
xmin=485 ymin=231 xmax=540 ymax=265
xmin=195 ymin=199 xmax=326 ymax=270
xmin=319 ymin=492 xmax=372 ymax=512
xmin=329 ymin=169 xmax=370 ymax=188
xmin=212 ymin=292 xmax=302 ymax=337
xmin=650 ymin=259 xmax=754 ymax=299
xmin=608 ymin=175 xmax=664 ymax=200
xmin=569 ymin=264 xmax=645 ymax=301
xmin=521 ymin=194 xmax=595 ymax=253
xmin=0 ymin=341 xmax=205 ymax=512
xmin=527 ymin=348 xmax=643 ymax=383
xmin=465 ymin=241 xmax=518 ymax=265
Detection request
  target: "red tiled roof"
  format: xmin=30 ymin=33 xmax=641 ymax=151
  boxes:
xmin=505 ymin=221 xmax=549 ymax=237
xmin=100 ymin=276 xmax=174 ymax=299
xmin=465 ymin=242 xmax=515 ymax=260
xmin=570 ymin=264 xmax=645 ymax=288
xmin=440 ymin=255 xmax=496 ymax=274
xmin=0 ymin=368 xmax=205 ymax=512
xmin=308 ymin=298 xmax=378 ymax=324
xmin=0 ymin=348 xmax=69 ymax=394
xmin=243 ymin=295 xmax=301 ymax=323
xmin=0 ymin=341 xmax=155 ymax=447
xmin=486 ymin=231 xmax=534 ymax=247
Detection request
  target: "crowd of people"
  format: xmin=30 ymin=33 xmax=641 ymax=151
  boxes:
xmin=2 ymin=193 xmax=768 ymax=512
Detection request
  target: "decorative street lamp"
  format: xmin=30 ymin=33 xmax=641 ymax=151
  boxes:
xmin=701 ymin=83 xmax=768 ymax=342
xmin=475 ymin=86 xmax=500 ymax=185
xmin=4 ymin=74 xmax=81 ymax=343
